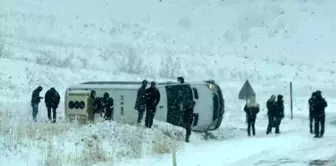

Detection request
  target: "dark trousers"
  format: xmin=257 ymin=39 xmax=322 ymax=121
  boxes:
xmin=47 ymin=107 xmax=57 ymax=123
xmin=309 ymin=112 xmax=314 ymax=133
xmin=32 ymin=103 xmax=39 ymax=121
xmin=137 ymin=107 xmax=146 ymax=124
xmin=273 ymin=117 xmax=282 ymax=134
xmin=145 ymin=107 xmax=156 ymax=128
xmin=266 ymin=115 xmax=275 ymax=134
xmin=184 ymin=116 xmax=192 ymax=142
xmin=314 ymin=115 xmax=325 ymax=137
xmin=247 ymin=118 xmax=256 ymax=136
xmin=105 ymin=109 xmax=113 ymax=120
xmin=185 ymin=124 xmax=191 ymax=142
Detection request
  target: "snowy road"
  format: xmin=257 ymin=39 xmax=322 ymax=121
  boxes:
xmin=118 ymin=115 xmax=336 ymax=166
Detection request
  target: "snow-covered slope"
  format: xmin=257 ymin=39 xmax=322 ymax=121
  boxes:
xmin=1 ymin=0 xmax=336 ymax=165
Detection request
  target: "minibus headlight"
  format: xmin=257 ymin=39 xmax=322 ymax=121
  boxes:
xmin=208 ymin=83 xmax=215 ymax=90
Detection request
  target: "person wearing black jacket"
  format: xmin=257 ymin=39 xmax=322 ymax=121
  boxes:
xmin=145 ymin=81 xmax=160 ymax=128
xmin=44 ymin=87 xmax=60 ymax=123
xmin=135 ymin=80 xmax=148 ymax=124
xmin=177 ymin=76 xmax=184 ymax=83
xmin=244 ymin=96 xmax=260 ymax=136
xmin=102 ymin=92 xmax=114 ymax=120
xmin=274 ymin=94 xmax=285 ymax=134
xmin=87 ymin=90 xmax=96 ymax=122
xmin=312 ymin=90 xmax=327 ymax=138
xmin=31 ymin=86 xmax=43 ymax=122
xmin=183 ymin=100 xmax=195 ymax=142
xmin=308 ymin=92 xmax=317 ymax=134
xmin=266 ymin=95 xmax=276 ymax=134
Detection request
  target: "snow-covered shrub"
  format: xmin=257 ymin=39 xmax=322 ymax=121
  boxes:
xmin=35 ymin=50 xmax=73 ymax=68
xmin=0 ymin=33 xmax=8 ymax=58
xmin=0 ymin=111 xmax=186 ymax=165
xmin=0 ymin=36 xmax=3 ymax=58
xmin=156 ymin=122 xmax=185 ymax=141
xmin=43 ymin=138 xmax=64 ymax=166
xmin=78 ymin=134 xmax=110 ymax=164
xmin=151 ymin=132 xmax=176 ymax=154
xmin=159 ymin=55 xmax=182 ymax=78
xmin=98 ymin=43 xmax=146 ymax=75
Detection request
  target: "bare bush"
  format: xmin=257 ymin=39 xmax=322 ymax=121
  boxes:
xmin=0 ymin=33 xmax=9 ymax=58
xmin=99 ymin=44 xmax=146 ymax=75
xmin=159 ymin=55 xmax=182 ymax=78
xmin=0 ymin=112 xmax=183 ymax=165
xmin=151 ymin=132 xmax=176 ymax=154
xmin=79 ymin=134 xmax=110 ymax=165
xmin=160 ymin=123 xmax=185 ymax=141
xmin=43 ymin=138 xmax=64 ymax=166
xmin=35 ymin=52 xmax=73 ymax=68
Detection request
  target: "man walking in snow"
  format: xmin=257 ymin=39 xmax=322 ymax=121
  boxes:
xmin=135 ymin=80 xmax=148 ymax=124
xmin=273 ymin=94 xmax=285 ymax=134
xmin=31 ymin=86 xmax=43 ymax=122
xmin=145 ymin=81 xmax=160 ymax=128
xmin=244 ymin=96 xmax=260 ymax=136
xmin=308 ymin=92 xmax=317 ymax=134
xmin=266 ymin=95 xmax=276 ymax=134
xmin=87 ymin=90 xmax=96 ymax=123
xmin=44 ymin=87 xmax=60 ymax=123
xmin=312 ymin=90 xmax=327 ymax=138
xmin=102 ymin=92 xmax=114 ymax=120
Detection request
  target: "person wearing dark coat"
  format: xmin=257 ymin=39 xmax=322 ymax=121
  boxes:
xmin=44 ymin=87 xmax=60 ymax=123
xmin=177 ymin=76 xmax=185 ymax=83
xmin=244 ymin=96 xmax=260 ymax=136
xmin=145 ymin=81 xmax=160 ymax=128
xmin=31 ymin=86 xmax=43 ymax=122
xmin=135 ymin=80 xmax=148 ymax=124
xmin=102 ymin=92 xmax=114 ymax=120
xmin=273 ymin=94 xmax=285 ymax=134
xmin=266 ymin=95 xmax=276 ymax=134
xmin=308 ymin=92 xmax=317 ymax=134
xmin=183 ymin=100 xmax=195 ymax=142
xmin=312 ymin=90 xmax=327 ymax=138
xmin=87 ymin=91 xmax=96 ymax=122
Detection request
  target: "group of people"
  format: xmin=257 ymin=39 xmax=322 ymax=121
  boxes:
xmin=243 ymin=90 xmax=328 ymax=138
xmin=243 ymin=95 xmax=283 ymax=136
xmin=85 ymin=90 xmax=114 ymax=122
xmin=31 ymin=80 xmax=328 ymax=142
xmin=31 ymin=86 xmax=60 ymax=122
xmin=135 ymin=77 xmax=195 ymax=142
xmin=134 ymin=80 xmax=161 ymax=128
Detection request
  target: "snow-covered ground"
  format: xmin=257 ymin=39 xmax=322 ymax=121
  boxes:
xmin=1 ymin=0 xmax=336 ymax=165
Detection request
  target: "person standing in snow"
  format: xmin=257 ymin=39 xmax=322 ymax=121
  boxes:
xmin=135 ymin=80 xmax=148 ymax=124
xmin=44 ymin=87 xmax=60 ymax=123
xmin=244 ymin=96 xmax=260 ymax=136
xmin=87 ymin=90 xmax=96 ymax=123
xmin=183 ymin=100 xmax=195 ymax=142
xmin=266 ymin=94 xmax=276 ymax=134
xmin=273 ymin=94 xmax=285 ymax=134
xmin=177 ymin=76 xmax=184 ymax=83
xmin=102 ymin=92 xmax=114 ymax=120
xmin=145 ymin=81 xmax=160 ymax=128
xmin=308 ymin=92 xmax=317 ymax=134
xmin=312 ymin=90 xmax=327 ymax=138
xmin=31 ymin=86 xmax=43 ymax=122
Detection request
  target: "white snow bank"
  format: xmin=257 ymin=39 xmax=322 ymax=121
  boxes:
xmin=0 ymin=111 xmax=193 ymax=166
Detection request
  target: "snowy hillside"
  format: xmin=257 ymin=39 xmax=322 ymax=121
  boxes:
xmin=1 ymin=0 xmax=336 ymax=165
